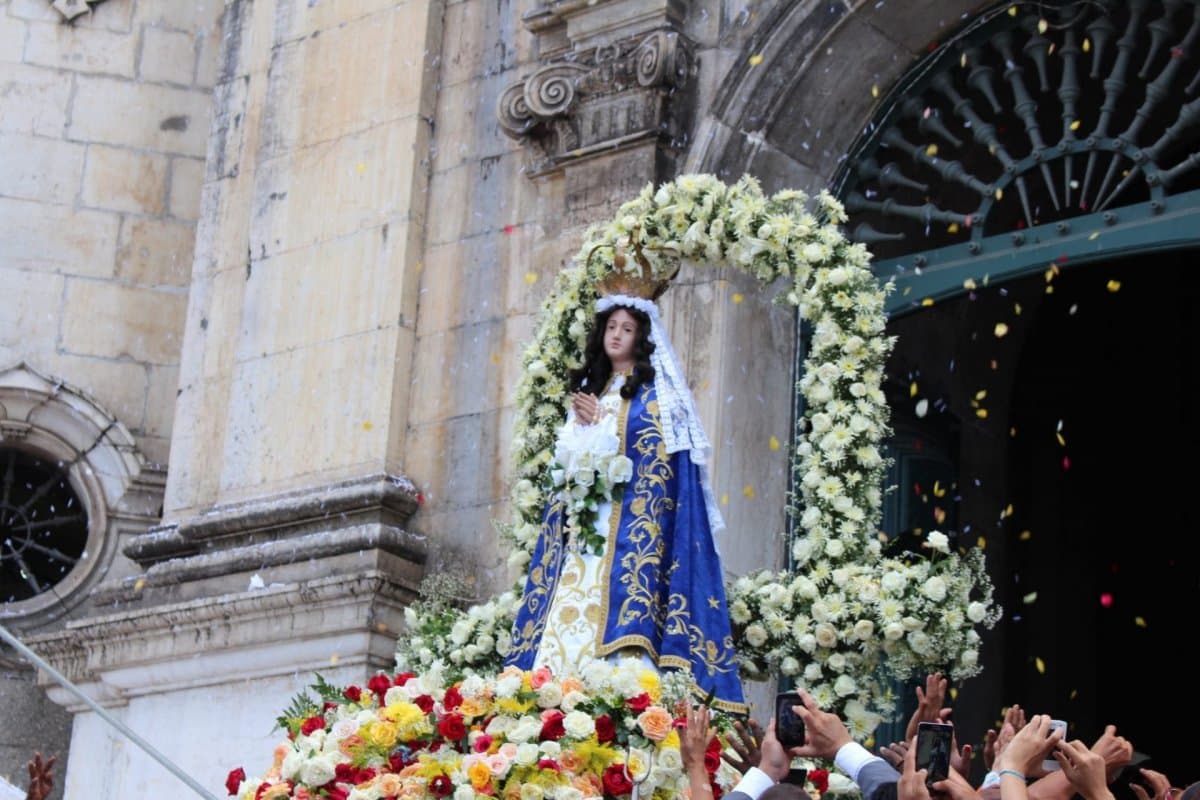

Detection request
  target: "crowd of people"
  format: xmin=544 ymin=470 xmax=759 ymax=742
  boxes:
xmin=677 ymin=672 xmax=1195 ymax=800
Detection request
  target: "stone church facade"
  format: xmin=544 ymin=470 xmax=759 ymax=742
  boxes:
xmin=0 ymin=0 xmax=1011 ymax=796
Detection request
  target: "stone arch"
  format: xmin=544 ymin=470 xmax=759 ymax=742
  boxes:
xmin=0 ymin=362 xmax=162 ymax=629
xmin=687 ymin=0 xmax=986 ymax=193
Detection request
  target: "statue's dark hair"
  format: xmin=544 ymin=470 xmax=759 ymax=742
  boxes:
xmin=568 ymin=305 xmax=656 ymax=399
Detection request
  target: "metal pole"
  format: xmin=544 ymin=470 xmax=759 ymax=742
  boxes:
xmin=0 ymin=622 xmax=222 ymax=800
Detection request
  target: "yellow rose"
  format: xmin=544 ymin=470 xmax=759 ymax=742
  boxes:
xmin=362 ymin=720 xmax=399 ymax=750
xmin=469 ymin=760 xmax=493 ymax=790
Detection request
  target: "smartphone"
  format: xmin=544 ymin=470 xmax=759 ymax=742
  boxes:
xmin=775 ymin=691 xmax=806 ymax=748
xmin=1042 ymin=720 xmax=1068 ymax=771
xmin=915 ymin=721 xmax=954 ymax=785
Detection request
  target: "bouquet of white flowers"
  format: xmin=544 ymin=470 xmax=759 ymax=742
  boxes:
xmin=546 ymin=410 xmax=634 ymax=556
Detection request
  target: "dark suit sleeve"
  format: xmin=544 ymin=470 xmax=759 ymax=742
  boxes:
xmin=856 ymin=760 xmax=902 ymax=800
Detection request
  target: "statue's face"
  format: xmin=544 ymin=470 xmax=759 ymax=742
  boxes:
xmin=604 ymin=308 xmax=638 ymax=369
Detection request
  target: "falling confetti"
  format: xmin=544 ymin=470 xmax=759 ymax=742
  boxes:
xmin=921 ymin=297 xmax=934 ymax=306
xmin=1056 ymin=431 xmax=1066 ymax=446
xmin=1083 ymin=37 xmax=1091 ymax=52
xmin=1070 ymin=689 xmax=1078 ymax=700
xmin=524 ymin=272 xmax=538 ymax=284
xmin=933 ymin=480 xmax=946 ymax=498
xmin=1019 ymin=529 xmax=1032 ymax=541
xmin=976 ymin=408 xmax=988 ymax=419
xmin=933 ymin=507 xmax=946 ymax=524
xmin=1134 ymin=616 xmax=1147 ymax=628
xmin=909 ymin=381 xmax=919 ymax=397
xmin=355 ymin=162 xmax=366 ymax=174
xmin=732 ymin=292 xmax=745 ymax=304
xmin=720 ymin=493 xmax=729 ymax=506
xmin=995 ymin=188 xmax=1004 ymax=201
xmin=503 ymin=224 xmax=516 ymax=234
xmin=1099 ymin=592 xmax=1113 ymax=608
xmin=949 ymin=688 xmax=958 ymax=701
xmin=925 ymin=144 xmax=939 ymax=157
xmin=975 ymin=390 xmax=988 ymax=401
xmin=948 ymin=222 xmax=959 ymax=234
xmin=1008 ymin=5 xmax=1018 ymax=16
xmin=749 ymin=54 xmax=764 ymax=66
xmin=1062 ymin=455 xmax=1071 ymax=470
xmin=871 ymin=85 xmax=880 ymax=98
xmin=330 ymin=654 xmax=341 ymax=665
xmin=1038 ymin=18 xmax=1048 ymax=33
xmin=1069 ymin=119 xmax=1081 ymax=131
xmin=977 ymin=536 xmax=987 ymax=549
xmin=963 ymin=278 xmax=977 ymax=289
xmin=362 ymin=421 xmax=374 ymax=431
xmin=915 ymin=398 xmax=929 ymax=418
xmin=1035 ymin=657 xmax=1045 ymax=674
xmin=743 ymin=484 xmax=755 ymax=499
xmin=994 ymin=322 xmax=1009 ymax=338
xmin=1023 ymin=592 xmax=1038 ymax=604
xmin=769 ymin=435 xmax=781 ymax=451
xmin=1106 ymin=280 xmax=1121 ymax=292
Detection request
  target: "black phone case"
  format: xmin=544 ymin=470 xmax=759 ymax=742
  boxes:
xmin=775 ymin=692 xmax=805 ymax=747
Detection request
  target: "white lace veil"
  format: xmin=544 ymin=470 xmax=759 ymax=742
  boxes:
xmin=595 ymin=293 xmax=726 ymax=538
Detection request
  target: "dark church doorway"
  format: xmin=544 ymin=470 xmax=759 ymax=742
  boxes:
xmin=884 ymin=249 xmax=1200 ymax=782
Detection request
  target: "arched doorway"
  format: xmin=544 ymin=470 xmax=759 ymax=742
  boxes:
xmin=840 ymin=0 xmax=1200 ymax=781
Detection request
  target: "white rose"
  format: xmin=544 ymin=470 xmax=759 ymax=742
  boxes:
xmin=657 ymin=747 xmax=683 ymax=773
xmin=561 ymin=690 xmax=588 ymax=712
xmin=883 ymin=622 xmax=905 ymax=641
xmin=926 ymin=530 xmax=950 ymax=553
xmin=331 ymin=718 xmax=360 ymax=739
xmin=798 ymin=633 xmax=818 ymax=654
xmin=780 ymin=657 xmax=801 ymax=676
xmin=281 ymin=750 xmax=303 ymax=781
xmin=827 ymin=652 xmax=847 ymax=672
xmin=455 ymin=785 xmax=477 ymax=800
xmin=814 ymin=623 xmax=838 ymax=648
xmin=744 ymin=623 xmax=768 ymax=648
xmin=902 ymin=616 xmax=924 ymax=632
xmin=908 ymin=630 xmax=931 ymax=654
xmin=853 ymin=619 xmax=875 ymax=640
xmin=515 ymin=743 xmax=541 ymax=765
xmin=299 ymin=755 xmax=338 ymax=787
xmin=540 ymin=741 xmax=561 ymax=758
xmin=521 ymin=784 xmax=544 ymax=800
xmin=608 ymin=455 xmax=634 ymax=484
xmin=960 ymin=648 xmax=979 ymax=668
xmin=833 ymin=674 xmax=857 ymax=697
xmin=804 ymin=662 xmax=823 ymax=681
xmin=563 ymin=710 xmax=595 ymax=738
xmin=967 ymin=601 xmax=988 ymax=623
xmin=825 ymin=538 xmax=845 ymax=558
xmin=922 ymin=576 xmax=948 ymax=602
xmin=537 ymin=683 xmax=563 ymax=708
xmin=508 ymin=718 xmax=542 ymax=744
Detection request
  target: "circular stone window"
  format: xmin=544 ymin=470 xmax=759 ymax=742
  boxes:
xmin=0 ymin=448 xmax=89 ymax=604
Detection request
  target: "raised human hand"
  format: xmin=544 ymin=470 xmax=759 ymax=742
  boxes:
xmin=993 ymin=705 xmax=1026 ymax=766
xmin=932 ymin=766 xmax=982 ymax=800
xmin=721 ymin=717 xmax=764 ymax=775
xmin=678 ymin=703 xmax=713 ymax=779
xmin=758 ymin=718 xmax=793 ymax=783
xmin=571 ymin=392 xmax=600 ymax=425
xmin=950 ymin=733 xmax=973 ymax=777
xmin=786 ymin=689 xmax=853 ymax=761
xmin=25 ymin=752 xmax=55 ymax=800
xmin=899 ymin=735 xmax=934 ymax=800
xmin=1089 ymin=725 xmax=1133 ymax=783
xmin=995 ymin=715 xmax=1063 ymax=777
xmin=906 ymin=673 xmax=951 ymax=741
xmin=880 ymin=740 xmax=909 ymax=770
xmin=1129 ymin=768 xmax=1177 ymax=800
xmin=1053 ymin=739 xmax=1112 ymax=800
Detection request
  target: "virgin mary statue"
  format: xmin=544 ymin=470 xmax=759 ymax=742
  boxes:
xmin=506 ymin=254 xmax=746 ymax=713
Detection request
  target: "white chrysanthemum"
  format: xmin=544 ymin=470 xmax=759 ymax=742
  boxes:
xmin=729 ymin=599 xmax=752 ymax=625
xmin=825 ymin=538 xmax=845 ymax=558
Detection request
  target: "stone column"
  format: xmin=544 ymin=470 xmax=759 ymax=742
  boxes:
xmin=26 ymin=1 xmax=442 ymax=796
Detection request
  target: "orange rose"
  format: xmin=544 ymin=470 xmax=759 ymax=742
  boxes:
xmin=636 ymin=706 xmax=674 ymax=741
xmin=378 ymin=774 xmax=403 ymax=796
xmin=339 ymin=733 xmax=365 ymax=757
xmin=558 ymin=750 xmax=584 ymax=773
xmin=468 ymin=760 xmax=492 ymax=790
xmin=560 ymin=677 xmax=584 ymax=695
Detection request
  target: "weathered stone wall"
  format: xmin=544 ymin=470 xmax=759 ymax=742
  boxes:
xmin=0 ymin=0 xmax=225 ymax=466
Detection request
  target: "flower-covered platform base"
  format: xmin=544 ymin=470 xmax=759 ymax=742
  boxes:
xmin=228 ymin=660 xmax=751 ymax=800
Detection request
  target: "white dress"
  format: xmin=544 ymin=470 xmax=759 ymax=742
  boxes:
xmin=531 ymin=374 xmax=653 ymax=675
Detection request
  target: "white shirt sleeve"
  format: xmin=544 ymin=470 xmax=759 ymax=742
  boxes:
xmin=834 ymin=741 xmax=886 ymax=782
xmin=730 ymin=767 xmax=777 ymax=800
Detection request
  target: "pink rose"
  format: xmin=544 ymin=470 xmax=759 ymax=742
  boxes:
xmin=530 ymin=667 xmax=554 ymax=689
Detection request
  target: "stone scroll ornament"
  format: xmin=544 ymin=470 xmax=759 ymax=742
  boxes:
xmin=50 ymin=0 xmax=106 ymax=21
xmin=397 ymin=174 xmax=1002 ymax=733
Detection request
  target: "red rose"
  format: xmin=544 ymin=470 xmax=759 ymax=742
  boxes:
xmin=388 ymin=753 xmax=407 ymax=772
xmin=595 ymin=715 xmax=616 ymax=744
xmin=300 ymin=716 xmax=325 ymax=736
xmin=438 ymin=712 xmax=466 ymax=741
xmin=430 ymin=776 xmax=453 ymax=798
xmin=325 ymin=788 xmax=349 ymax=800
xmin=703 ymin=748 xmax=722 ymax=775
xmin=367 ymin=674 xmax=392 ymax=700
xmin=225 ymin=767 xmax=245 ymax=796
xmin=343 ymin=686 xmax=362 ymax=703
xmin=539 ymin=709 xmax=565 ymax=741
xmin=473 ymin=734 xmax=493 ymax=753
xmin=443 ymin=687 xmax=463 ymax=711
xmin=394 ymin=672 xmax=416 ymax=686
xmin=626 ymin=693 xmax=652 ymax=712
xmin=414 ymin=695 xmax=435 ymax=713
xmin=602 ymin=764 xmax=633 ymax=796
xmin=809 ymin=768 xmax=829 ymax=793
xmin=323 ymin=701 xmax=339 ymax=712
xmin=537 ymin=758 xmax=561 ymax=772
xmin=711 ymin=779 xmax=724 ymax=800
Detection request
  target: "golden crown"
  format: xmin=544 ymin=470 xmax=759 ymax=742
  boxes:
xmin=588 ymin=230 xmax=680 ymax=301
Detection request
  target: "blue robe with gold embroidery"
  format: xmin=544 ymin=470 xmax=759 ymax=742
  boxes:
xmin=507 ymin=380 xmax=746 ymax=711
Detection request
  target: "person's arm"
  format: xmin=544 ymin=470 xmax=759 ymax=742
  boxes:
xmin=725 ymin=719 xmax=792 ymax=800
xmin=994 ymin=715 xmax=1063 ymax=800
xmin=897 ymin=736 xmax=934 ymax=800
xmin=905 ymin=673 xmax=951 ymax=742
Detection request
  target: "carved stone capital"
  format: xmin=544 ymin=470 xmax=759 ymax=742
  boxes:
xmin=50 ymin=0 xmax=106 ymax=21
xmin=498 ymin=28 xmax=694 ymax=175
